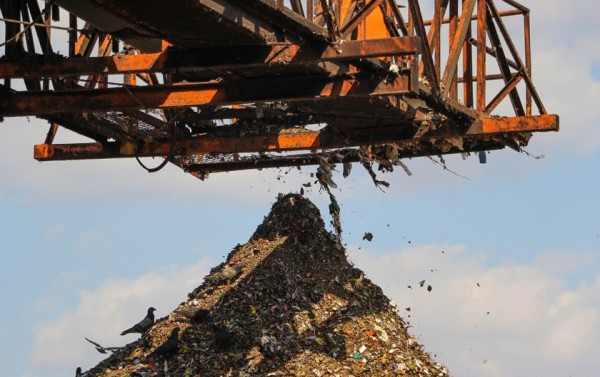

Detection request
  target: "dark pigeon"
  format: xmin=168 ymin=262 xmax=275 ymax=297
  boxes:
xmin=75 ymin=367 xmax=88 ymax=377
xmin=212 ymin=324 xmax=235 ymax=349
xmin=84 ymin=337 xmax=122 ymax=354
xmin=148 ymin=327 xmax=180 ymax=359
xmin=121 ymin=307 xmax=156 ymax=336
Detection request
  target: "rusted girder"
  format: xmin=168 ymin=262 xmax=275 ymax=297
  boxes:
xmin=0 ymin=0 xmax=559 ymax=178
xmin=33 ymin=127 xmax=402 ymax=161
xmin=0 ymin=74 xmax=413 ymax=117
xmin=187 ymin=152 xmax=363 ymax=174
xmin=468 ymin=114 xmax=558 ymax=134
xmin=33 ymin=114 xmax=558 ymax=162
xmin=0 ymin=37 xmax=421 ymax=79
xmin=183 ymin=142 xmax=508 ymax=174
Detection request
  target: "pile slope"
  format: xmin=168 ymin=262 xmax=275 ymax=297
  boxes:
xmin=86 ymin=194 xmax=450 ymax=377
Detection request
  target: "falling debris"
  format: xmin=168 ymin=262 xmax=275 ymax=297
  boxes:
xmin=316 ymin=156 xmax=337 ymax=189
xmin=419 ymin=280 xmax=426 ymax=287
xmin=362 ymin=232 xmax=374 ymax=242
xmin=427 ymin=285 xmax=432 ymax=292
xmin=327 ymin=191 xmax=342 ymax=237
xmin=83 ymin=194 xmax=450 ymax=377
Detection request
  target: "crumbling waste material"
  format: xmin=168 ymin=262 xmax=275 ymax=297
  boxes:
xmin=85 ymin=194 xmax=450 ymax=377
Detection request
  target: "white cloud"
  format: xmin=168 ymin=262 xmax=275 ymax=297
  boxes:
xmin=534 ymin=250 xmax=600 ymax=277
xmin=25 ymin=259 xmax=213 ymax=377
xmin=41 ymin=220 xmax=65 ymax=241
xmin=522 ymin=0 xmax=600 ymax=155
xmin=26 ymin=243 xmax=600 ymax=377
xmin=347 ymin=244 xmax=600 ymax=377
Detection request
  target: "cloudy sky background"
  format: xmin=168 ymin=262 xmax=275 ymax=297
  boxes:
xmin=1 ymin=1 xmax=599 ymax=376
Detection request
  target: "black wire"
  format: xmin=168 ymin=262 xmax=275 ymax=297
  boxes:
xmin=135 ymin=121 xmax=178 ymax=173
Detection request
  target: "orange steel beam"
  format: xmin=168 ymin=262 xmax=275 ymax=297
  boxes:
xmin=408 ymin=0 xmax=439 ymax=91
xmin=441 ymin=0 xmax=476 ymax=96
xmin=35 ymin=131 xmax=332 ymax=161
xmin=0 ymin=74 xmax=413 ymax=117
xmin=484 ymin=73 xmax=522 ymax=114
xmin=476 ymin=0 xmax=486 ymax=112
xmin=468 ymin=114 xmax=558 ymax=135
xmin=339 ymin=0 xmax=384 ymax=38
xmin=422 ymin=8 xmax=523 ymax=26
xmin=34 ymin=114 xmax=558 ymax=161
xmin=0 ymin=36 xmax=421 ymax=79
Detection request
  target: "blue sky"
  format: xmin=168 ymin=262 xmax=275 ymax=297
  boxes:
xmin=2 ymin=1 xmax=600 ymax=376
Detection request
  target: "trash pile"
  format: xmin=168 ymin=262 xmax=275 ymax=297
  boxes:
xmin=85 ymin=194 xmax=450 ymax=377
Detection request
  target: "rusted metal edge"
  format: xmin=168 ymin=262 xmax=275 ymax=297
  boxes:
xmin=184 ymin=142 xmax=507 ymax=174
xmin=34 ymin=114 xmax=559 ymax=161
xmin=0 ymin=74 xmax=413 ymax=117
xmin=0 ymin=37 xmax=421 ymax=79
xmin=467 ymin=114 xmax=558 ymax=135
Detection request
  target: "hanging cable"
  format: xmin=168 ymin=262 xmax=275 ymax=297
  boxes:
xmin=135 ymin=127 xmax=177 ymax=173
xmin=134 ymin=109 xmax=187 ymax=173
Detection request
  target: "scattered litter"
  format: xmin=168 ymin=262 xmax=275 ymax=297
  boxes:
xmin=82 ymin=194 xmax=449 ymax=377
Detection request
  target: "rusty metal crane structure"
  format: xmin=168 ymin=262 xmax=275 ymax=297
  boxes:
xmin=0 ymin=0 xmax=558 ymax=179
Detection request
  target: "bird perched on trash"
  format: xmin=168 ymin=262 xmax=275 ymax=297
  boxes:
xmin=212 ymin=324 xmax=235 ymax=349
xmin=84 ymin=337 xmax=122 ymax=354
xmin=148 ymin=327 xmax=180 ymax=359
xmin=121 ymin=307 xmax=156 ymax=335
xmin=75 ymin=367 xmax=88 ymax=377
xmin=205 ymin=262 xmax=246 ymax=284
xmin=176 ymin=306 xmax=210 ymax=324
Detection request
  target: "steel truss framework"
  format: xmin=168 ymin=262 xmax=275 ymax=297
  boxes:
xmin=0 ymin=0 xmax=558 ymax=178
